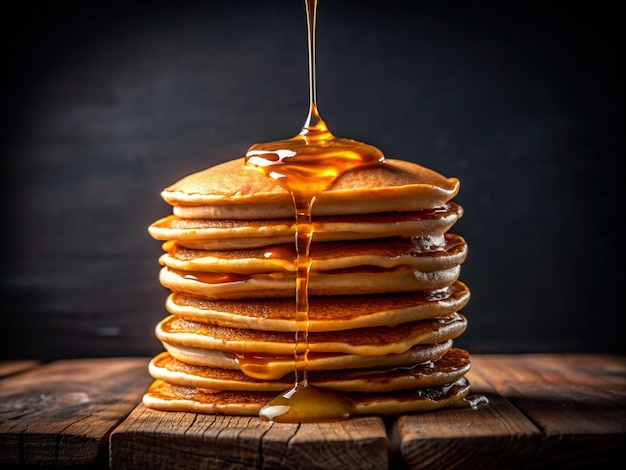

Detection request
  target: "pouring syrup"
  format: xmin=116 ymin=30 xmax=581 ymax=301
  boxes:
xmin=245 ymin=0 xmax=384 ymax=422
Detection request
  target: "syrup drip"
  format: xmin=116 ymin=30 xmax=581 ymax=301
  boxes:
xmin=450 ymin=394 xmax=490 ymax=409
xmin=262 ymin=244 xmax=296 ymax=261
xmin=235 ymin=353 xmax=296 ymax=381
xmin=245 ymin=0 xmax=383 ymax=423
xmin=174 ymin=268 xmax=251 ymax=284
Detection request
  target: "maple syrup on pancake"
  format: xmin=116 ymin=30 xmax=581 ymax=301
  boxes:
xmin=173 ymin=268 xmax=251 ymax=284
xmin=235 ymin=353 xmax=297 ymax=380
xmin=245 ymin=0 xmax=383 ymax=422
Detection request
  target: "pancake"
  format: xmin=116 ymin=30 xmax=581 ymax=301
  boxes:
xmin=159 ymin=234 xmax=467 ymax=274
xmin=159 ymin=264 xmax=461 ymax=299
xmin=149 ymin=204 xmax=463 ymax=250
xmin=155 ymin=313 xmax=467 ymax=357
xmin=161 ymin=158 xmax=459 ymax=219
xmin=161 ymin=340 xmax=454 ymax=376
xmin=143 ymin=377 xmax=470 ymax=417
xmin=148 ymin=348 xmax=470 ymax=392
xmin=144 ymin=156 xmax=476 ymax=419
xmin=165 ymin=281 xmax=470 ymax=332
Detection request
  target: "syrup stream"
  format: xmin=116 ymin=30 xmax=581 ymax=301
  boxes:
xmin=245 ymin=0 xmax=382 ymax=422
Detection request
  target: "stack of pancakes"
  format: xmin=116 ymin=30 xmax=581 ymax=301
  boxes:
xmin=143 ymin=157 xmax=472 ymax=416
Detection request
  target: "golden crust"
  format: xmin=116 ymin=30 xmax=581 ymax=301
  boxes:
xmin=148 ymin=348 xmax=470 ymax=392
xmin=165 ymin=281 xmax=470 ymax=332
xmin=161 ymin=341 xmax=453 ymax=372
xmin=148 ymin=204 xmax=463 ymax=248
xmin=158 ymin=264 xmax=460 ymax=300
xmin=155 ymin=313 xmax=467 ymax=356
xmin=145 ymin=154 xmax=473 ymax=420
xmin=161 ymin=158 xmax=459 ymax=219
xmin=158 ymin=234 xmax=467 ymax=275
xmin=142 ymin=376 xmax=470 ymax=416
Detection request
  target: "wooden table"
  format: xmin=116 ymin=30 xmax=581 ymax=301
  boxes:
xmin=1 ymin=354 xmax=624 ymax=469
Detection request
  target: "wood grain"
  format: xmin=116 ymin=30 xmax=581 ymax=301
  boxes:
xmin=110 ymin=404 xmax=388 ymax=470
xmin=0 ymin=358 xmax=151 ymax=466
xmin=0 ymin=360 xmax=40 ymax=378
xmin=474 ymin=354 xmax=626 ymax=469
xmin=2 ymin=355 xmax=623 ymax=468
xmin=390 ymin=360 xmax=542 ymax=469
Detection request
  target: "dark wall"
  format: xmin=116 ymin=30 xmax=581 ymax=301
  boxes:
xmin=1 ymin=0 xmax=623 ymax=361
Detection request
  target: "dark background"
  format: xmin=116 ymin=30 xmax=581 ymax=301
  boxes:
xmin=1 ymin=0 xmax=623 ymax=361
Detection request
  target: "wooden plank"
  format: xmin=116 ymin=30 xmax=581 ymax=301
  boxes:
xmin=264 ymin=416 xmax=387 ymax=470
xmin=3 ymin=354 xmax=619 ymax=467
xmin=110 ymin=404 xmax=388 ymax=469
xmin=0 ymin=360 xmax=40 ymax=378
xmin=475 ymin=354 xmax=626 ymax=469
xmin=0 ymin=357 xmax=151 ymax=466
xmin=390 ymin=360 xmax=543 ymax=469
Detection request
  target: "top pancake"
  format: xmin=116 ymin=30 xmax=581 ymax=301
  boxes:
xmin=162 ymin=158 xmax=459 ymax=219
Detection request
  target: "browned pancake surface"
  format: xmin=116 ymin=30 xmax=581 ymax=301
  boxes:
xmin=150 ymin=348 xmax=470 ymax=392
xmin=143 ymin=377 xmax=470 ymax=416
xmin=166 ymin=235 xmax=461 ymax=261
xmin=167 ymin=281 xmax=469 ymax=330
xmin=156 ymin=313 xmax=467 ymax=356
xmin=161 ymin=158 xmax=459 ymax=215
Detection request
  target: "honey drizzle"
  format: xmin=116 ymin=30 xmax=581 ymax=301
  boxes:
xmin=245 ymin=0 xmax=383 ymax=423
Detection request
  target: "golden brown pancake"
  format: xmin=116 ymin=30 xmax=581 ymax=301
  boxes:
xmin=165 ymin=281 xmax=470 ymax=331
xmin=149 ymin=204 xmax=463 ymax=250
xmin=159 ymin=264 xmax=461 ymax=299
xmin=149 ymin=348 xmax=470 ymax=392
xmin=161 ymin=158 xmax=459 ymax=219
xmin=144 ymin=156 xmax=474 ymax=418
xmin=159 ymin=234 xmax=467 ymax=274
xmin=142 ymin=377 xmax=470 ymax=416
xmin=160 ymin=341 xmax=454 ymax=377
xmin=155 ymin=313 xmax=467 ymax=357
xmin=156 ymin=230 xmax=466 ymax=297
